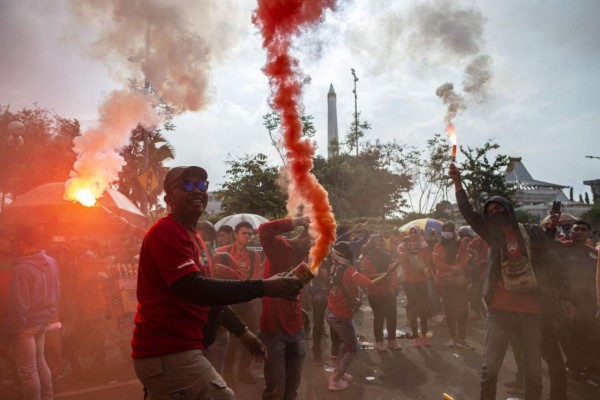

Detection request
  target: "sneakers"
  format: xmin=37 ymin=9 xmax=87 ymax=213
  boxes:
xmin=341 ymin=373 xmax=353 ymax=382
xmin=388 ymin=340 xmax=401 ymax=350
xmin=413 ymin=338 xmax=422 ymax=348
xmin=421 ymin=337 xmax=431 ymax=347
xmin=328 ymin=375 xmax=349 ymax=391
xmin=375 ymin=341 xmax=387 ymax=352
xmin=445 ymin=339 xmax=456 ymax=348
xmin=455 ymin=339 xmax=474 ymax=350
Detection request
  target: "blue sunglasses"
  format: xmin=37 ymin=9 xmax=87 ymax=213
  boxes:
xmin=179 ymin=179 xmax=209 ymax=192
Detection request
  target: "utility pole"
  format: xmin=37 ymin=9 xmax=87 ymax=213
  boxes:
xmin=351 ymin=68 xmax=359 ymax=156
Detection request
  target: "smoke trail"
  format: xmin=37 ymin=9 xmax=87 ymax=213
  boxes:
xmin=64 ymin=0 xmax=231 ymax=202
xmin=253 ymin=0 xmax=337 ymax=269
xmin=435 ymin=82 xmax=465 ymax=129
xmin=462 ymin=54 xmax=492 ymax=103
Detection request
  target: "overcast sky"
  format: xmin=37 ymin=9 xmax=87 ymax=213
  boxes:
xmin=1 ymin=0 xmax=599 ymax=203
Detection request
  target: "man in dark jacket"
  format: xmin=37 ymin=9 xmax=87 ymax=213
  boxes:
xmin=545 ymin=217 xmax=599 ymax=381
xmin=1 ymin=225 xmax=59 ymax=400
xmin=449 ymin=164 xmax=570 ymax=400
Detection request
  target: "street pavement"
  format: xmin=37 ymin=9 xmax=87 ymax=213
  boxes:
xmin=1 ymin=294 xmax=599 ymax=399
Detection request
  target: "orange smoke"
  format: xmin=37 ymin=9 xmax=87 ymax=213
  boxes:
xmin=253 ymin=0 xmax=337 ymax=270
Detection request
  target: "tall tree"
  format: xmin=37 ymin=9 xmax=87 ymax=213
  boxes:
xmin=118 ymin=127 xmax=175 ymax=221
xmin=217 ymin=153 xmax=287 ymax=218
xmin=405 ymin=133 xmax=453 ymax=214
xmin=458 ymin=140 xmax=516 ymax=213
xmin=0 ymin=105 xmax=79 ymax=209
xmin=584 ymin=192 xmax=590 ymax=205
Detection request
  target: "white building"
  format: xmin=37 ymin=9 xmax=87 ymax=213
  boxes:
xmin=205 ymin=191 xmax=223 ymax=215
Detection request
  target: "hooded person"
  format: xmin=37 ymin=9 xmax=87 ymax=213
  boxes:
xmin=397 ymin=225 xmax=434 ymax=347
xmin=450 ymin=163 xmax=571 ymax=400
xmin=326 ymin=241 xmax=397 ymax=391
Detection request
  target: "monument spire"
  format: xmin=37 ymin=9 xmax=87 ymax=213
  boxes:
xmin=327 ymin=83 xmax=339 ymax=158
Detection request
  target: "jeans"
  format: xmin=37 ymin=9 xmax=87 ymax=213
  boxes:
xmin=133 ymin=349 xmax=234 ymax=400
xmin=326 ymin=310 xmax=358 ymax=381
xmin=12 ymin=325 xmax=53 ymax=400
xmin=439 ymin=285 xmax=469 ymax=340
xmin=368 ymin=294 xmax=397 ymax=342
xmin=260 ymin=330 xmax=306 ymax=400
xmin=205 ymin=329 xmax=230 ymax=374
xmin=311 ymin=301 xmax=327 ymax=358
xmin=481 ymin=310 xmax=542 ymax=400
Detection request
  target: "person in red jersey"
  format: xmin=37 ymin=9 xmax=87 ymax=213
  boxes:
xmin=398 ymin=225 xmax=434 ymax=347
xmin=131 ymin=166 xmax=302 ymax=400
xmin=433 ymin=222 xmax=472 ymax=349
xmin=258 ymin=216 xmax=311 ymax=400
xmin=217 ymin=221 xmax=263 ymax=384
xmin=326 ymin=241 xmax=398 ymax=391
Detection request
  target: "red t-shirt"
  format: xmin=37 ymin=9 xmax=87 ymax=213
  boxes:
xmin=258 ymin=219 xmax=305 ymax=335
xmin=489 ymin=228 xmax=540 ymax=314
xmin=432 ymin=242 xmax=469 ymax=286
xmin=216 ymin=244 xmax=262 ymax=279
xmin=328 ymin=267 xmax=373 ymax=320
xmin=359 ymin=257 xmax=397 ymax=295
xmin=398 ymin=245 xmax=432 ymax=283
xmin=131 ymin=215 xmax=212 ymax=358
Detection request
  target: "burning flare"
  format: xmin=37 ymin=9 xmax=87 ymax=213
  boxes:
xmin=253 ymin=0 xmax=338 ymax=270
xmin=447 ymin=123 xmax=457 ymax=161
xmin=74 ymin=188 xmax=97 ymax=207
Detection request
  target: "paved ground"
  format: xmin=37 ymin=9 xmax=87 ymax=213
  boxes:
xmin=1 ymin=294 xmax=599 ymax=400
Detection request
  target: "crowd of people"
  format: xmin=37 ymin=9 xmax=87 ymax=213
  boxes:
xmin=0 ymin=163 xmax=599 ymax=400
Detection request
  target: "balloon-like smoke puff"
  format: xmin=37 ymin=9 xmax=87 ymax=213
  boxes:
xmin=253 ymin=0 xmax=337 ymax=269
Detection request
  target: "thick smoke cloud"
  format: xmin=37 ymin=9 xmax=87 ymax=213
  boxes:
xmin=64 ymin=0 xmax=245 ymax=201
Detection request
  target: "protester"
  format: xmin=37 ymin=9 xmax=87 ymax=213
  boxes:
xmin=329 ymin=223 xmax=370 ymax=360
xmin=217 ymin=221 xmax=263 ymax=384
xmin=398 ymin=225 xmax=433 ymax=347
xmin=0 ymin=225 xmax=59 ymax=400
xmin=217 ymin=225 xmax=234 ymax=247
xmin=326 ymin=241 xmax=398 ymax=391
xmin=131 ymin=166 xmax=303 ymax=400
xmin=197 ymin=220 xmax=246 ymax=375
xmin=450 ymin=163 xmax=571 ymax=400
xmin=0 ymin=226 xmax=15 ymax=323
xmin=546 ymin=216 xmax=600 ymax=382
xmin=309 ymin=255 xmax=331 ymax=366
xmin=466 ymin=235 xmax=489 ymax=317
xmin=360 ymin=234 xmax=400 ymax=351
xmin=433 ymin=222 xmax=472 ymax=349
xmin=258 ymin=216 xmax=311 ymax=400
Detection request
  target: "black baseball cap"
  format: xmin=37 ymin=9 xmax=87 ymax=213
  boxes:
xmin=163 ymin=166 xmax=208 ymax=193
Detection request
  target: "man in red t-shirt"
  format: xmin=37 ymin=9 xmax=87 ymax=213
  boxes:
xmin=131 ymin=166 xmax=303 ymax=400
xmin=258 ymin=216 xmax=311 ymax=400
xmin=450 ymin=164 xmax=570 ymax=400
xmin=217 ymin=221 xmax=263 ymax=383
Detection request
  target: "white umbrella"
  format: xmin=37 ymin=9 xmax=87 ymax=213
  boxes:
xmin=214 ymin=213 xmax=269 ymax=230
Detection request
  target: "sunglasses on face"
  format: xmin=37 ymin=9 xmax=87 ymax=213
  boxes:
xmin=179 ymin=179 xmax=209 ymax=192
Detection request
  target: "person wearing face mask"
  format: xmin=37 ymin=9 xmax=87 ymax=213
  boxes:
xmin=449 ymin=164 xmax=571 ymax=400
xmin=433 ymin=222 xmax=472 ymax=349
xmin=397 ymin=225 xmax=434 ymax=347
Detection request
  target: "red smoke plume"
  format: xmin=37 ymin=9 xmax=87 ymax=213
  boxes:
xmin=253 ymin=0 xmax=337 ymax=269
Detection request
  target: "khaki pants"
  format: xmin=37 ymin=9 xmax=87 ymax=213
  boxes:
xmin=133 ymin=349 xmax=234 ymax=400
